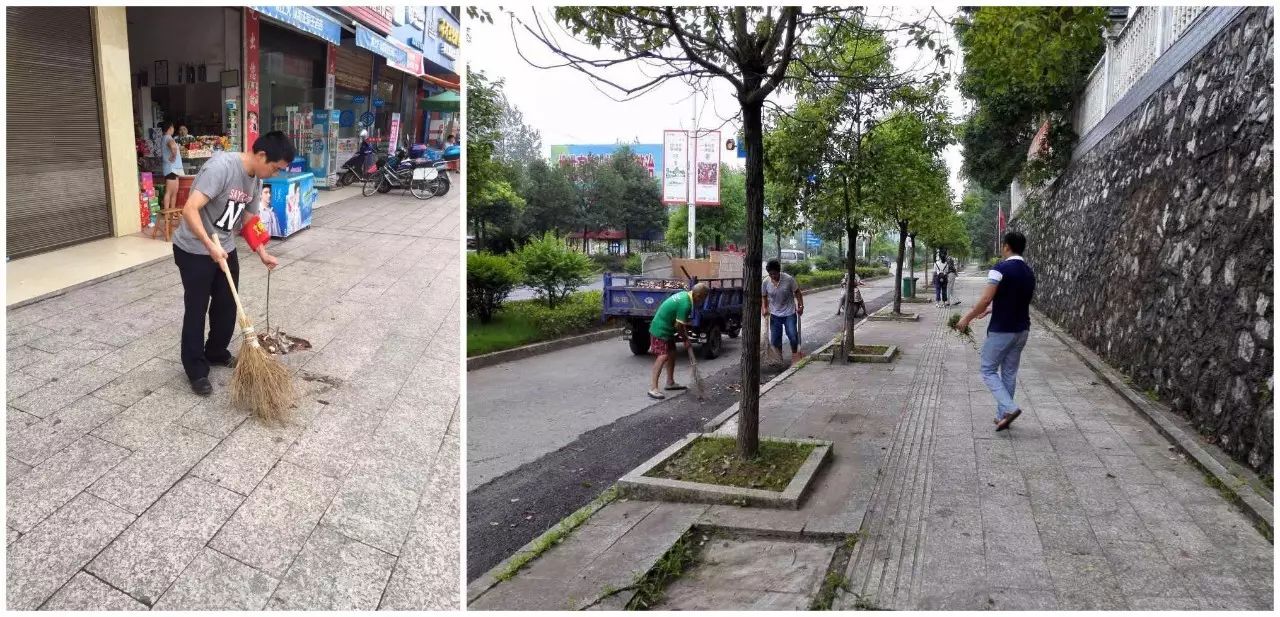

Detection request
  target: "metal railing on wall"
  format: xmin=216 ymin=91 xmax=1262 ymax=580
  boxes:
xmin=1073 ymin=6 xmax=1209 ymax=137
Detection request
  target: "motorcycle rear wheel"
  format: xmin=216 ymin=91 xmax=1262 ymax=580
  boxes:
xmin=409 ymin=177 xmax=434 ymax=200
xmin=339 ymin=170 xmax=356 ymax=187
xmin=431 ymin=176 xmax=450 ymax=197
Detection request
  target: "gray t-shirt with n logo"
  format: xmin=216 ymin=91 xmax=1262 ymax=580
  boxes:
xmin=172 ymin=152 xmax=262 ymax=255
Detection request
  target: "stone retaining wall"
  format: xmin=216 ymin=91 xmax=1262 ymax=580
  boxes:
xmin=1017 ymin=7 xmax=1273 ymax=472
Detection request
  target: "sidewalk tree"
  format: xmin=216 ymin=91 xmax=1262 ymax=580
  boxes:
xmin=863 ymin=110 xmax=952 ymax=315
xmin=763 ymin=180 xmax=801 ymax=261
xmin=521 ymin=6 xmax=946 ymax=458
xmin=765 ymin=19 xmax=947 ymax=361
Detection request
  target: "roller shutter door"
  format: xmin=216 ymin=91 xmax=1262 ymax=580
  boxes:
xmin=7 ymin=6 xmax=112 ymax=258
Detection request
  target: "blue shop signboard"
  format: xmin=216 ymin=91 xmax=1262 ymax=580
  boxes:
xmin=355 ymin=24 xmax=408 ymax=66
xmin=252 ymin=6 xmax=341 ymax=45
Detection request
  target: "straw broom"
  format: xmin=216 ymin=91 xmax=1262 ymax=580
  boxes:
xmin=218 ymin=260 xmax=295 ymax=421
xmin=684 ymin=338 xmax=706 ymax=400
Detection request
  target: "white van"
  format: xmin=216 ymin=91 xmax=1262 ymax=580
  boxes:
xmin=779 ymin=249 xmax=807 ymax=264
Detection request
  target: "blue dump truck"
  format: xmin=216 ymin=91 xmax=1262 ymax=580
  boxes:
xmin=602 ymin=273 xmax=745 ymax=359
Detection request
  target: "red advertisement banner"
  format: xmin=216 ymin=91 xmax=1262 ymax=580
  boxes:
xmin=246 ymin=9 xmax=261 ymax=149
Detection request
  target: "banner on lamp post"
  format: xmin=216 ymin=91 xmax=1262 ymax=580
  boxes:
xmin=694 ymin=130 xmax=721 ymax=205
xmin=325 ymin=44 xmax=336 ymax=110
xmin=388 ymin=113 xmax=401 ymax=152
xmin=662 ymin=130 xmax=689 ymax=205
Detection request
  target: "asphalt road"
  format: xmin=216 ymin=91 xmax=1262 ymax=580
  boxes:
xmin=465 ymin=278 xmax=902 ymax=582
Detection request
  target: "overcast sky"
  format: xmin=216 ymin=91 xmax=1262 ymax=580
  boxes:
xmin=468 ymin=6 xmax=969 ymax=199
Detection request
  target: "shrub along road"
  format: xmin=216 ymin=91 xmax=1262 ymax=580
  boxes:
xmin=466 ymin=279 xmax=901 ymax=581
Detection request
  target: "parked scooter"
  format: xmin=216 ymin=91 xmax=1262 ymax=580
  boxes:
xmin=363 ymin=142 xmax=447 ymax=200
xmin=338 ymin=130 xmax=378 ymax=187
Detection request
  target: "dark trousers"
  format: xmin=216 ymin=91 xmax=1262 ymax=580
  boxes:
xmin=174 ymin=245 xmax=239 ymax=381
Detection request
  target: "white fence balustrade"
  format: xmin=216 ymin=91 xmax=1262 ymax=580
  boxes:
xmin=1072 ymin=5 xmax=1209 ymax=138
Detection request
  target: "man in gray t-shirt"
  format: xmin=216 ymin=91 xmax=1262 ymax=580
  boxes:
xmin=172 ymin=131 xmax=294 ymax=396
xmin=762 ymin=259 xmax=805 ymax=361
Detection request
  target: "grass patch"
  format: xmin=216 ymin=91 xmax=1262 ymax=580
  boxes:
xmin=494 ymin=485 xmax=619 ymax=582
xmin=644 ymin=436 xmax=815 ymax=492
xmin=625 ymin=530 xmax=704 ymax=609
xmin=810 ymin=533 xmax=858 ymax=610
xmin=467 ymin=291 xmax=604 ymax=356
xmin=811 ymin=572 xmax=851 ymax=610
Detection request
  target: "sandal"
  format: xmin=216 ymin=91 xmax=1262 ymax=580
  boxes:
xmin=665 ymin=384 xmax=688 ymax=391
xmin=647 ymin=390 xmax=666 ymax=400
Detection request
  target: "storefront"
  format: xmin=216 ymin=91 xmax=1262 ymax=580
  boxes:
xmin=418 ymin=7 xmax=461 ymax=145
xmin=126 ymin=6 xmax=243 ymax=177
xmin=8 ymin=6 xmax=115 ymax=258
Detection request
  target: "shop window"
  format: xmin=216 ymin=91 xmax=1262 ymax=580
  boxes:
xmin=608 ymin=240 xmax=622 ymax=255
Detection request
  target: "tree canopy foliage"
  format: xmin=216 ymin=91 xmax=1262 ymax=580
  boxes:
xmin=955 ymin=7 xmax=1109 ymax=191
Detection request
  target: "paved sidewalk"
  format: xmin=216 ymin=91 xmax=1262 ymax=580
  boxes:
xmin=7 ymin=191 xmax=460 ymax=610
xmin=468 ymin=274 xmax=1273 ymax=611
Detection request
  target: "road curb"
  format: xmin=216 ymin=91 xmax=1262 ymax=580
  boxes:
xmin=1031 ymin=307 xmax=1274 ymax=540
xmin=467 ymin=328 xmax=624 ymax=371
xmin=467 ymin=486 xmax=621 ymax=605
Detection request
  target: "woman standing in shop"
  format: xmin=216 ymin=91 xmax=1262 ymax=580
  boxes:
xmin=161 ymin=122 xmax=184 ymax=213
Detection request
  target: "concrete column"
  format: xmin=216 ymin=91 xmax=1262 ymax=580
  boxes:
xmin=91 ymin=6 xmax=143 ymax=237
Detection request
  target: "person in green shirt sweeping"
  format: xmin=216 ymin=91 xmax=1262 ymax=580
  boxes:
xmin=646 ymin=283 xmax=711 ymax=400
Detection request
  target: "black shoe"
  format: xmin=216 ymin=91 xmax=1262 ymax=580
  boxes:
xmin=190 ymin=377 xmax=213 ymax=396
xmin=209 ymin=355 xmax=237 ymax=369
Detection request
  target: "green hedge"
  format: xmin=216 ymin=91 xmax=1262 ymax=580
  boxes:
xmin=467 ymin=291 xmax=605 ymax=356
xmin=794 ymin=267 xmax=890 ymax=289
xmin=795 ymin=270 xmax=843 ymax=288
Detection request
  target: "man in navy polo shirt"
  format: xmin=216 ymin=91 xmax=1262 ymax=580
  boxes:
xmin=956 ymin=231 xmax=1036 ymax=431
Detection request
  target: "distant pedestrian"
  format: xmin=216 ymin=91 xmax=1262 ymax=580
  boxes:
xmin=933 ymin=254 xmax=949 ymax=307
xmin=646 ymin=282 xmax=710 ymax=400
xmin=160 ymin=122 xmax=184 ymax=214
xmin=945 ymin=256 xmax=959 ymax=306
xmin=837 ymin=270 xmax=865 ymax=316
xmin=763 ymin=259 xmax=805 ymax=362
xmin=955 ymin=232 xmax=1036 ymax=431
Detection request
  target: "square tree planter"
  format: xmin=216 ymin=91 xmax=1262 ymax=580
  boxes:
xmin=868 ymin=306 xmax=920 ymax=322
xmin=848 ymin=344 xmax=899 ymax=363
xmin=618 ymin=434 xmax=832 ymax=509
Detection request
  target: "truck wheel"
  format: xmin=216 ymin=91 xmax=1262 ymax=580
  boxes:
xmin=629 ymin=327 xmax=651 ymax=355
xmin=701 ymin=325 xmax=723 ymax=360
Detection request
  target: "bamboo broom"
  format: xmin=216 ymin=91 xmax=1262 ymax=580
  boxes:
xmin=218 ymin=260 xmax=295 ymax=421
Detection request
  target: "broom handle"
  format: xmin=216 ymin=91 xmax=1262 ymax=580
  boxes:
xmin=217 ymin=259 xmax=252 ymax=331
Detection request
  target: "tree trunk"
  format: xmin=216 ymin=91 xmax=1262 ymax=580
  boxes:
xmin=837 ymin=173 xmax=853 ymax=365
xmin=738 ymin=99 xmax=764 ymax=461
xmin=625 ymin=226 xmax=631 ymax=255
xmin=894 ymin=221 xmax=908 ymax=315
